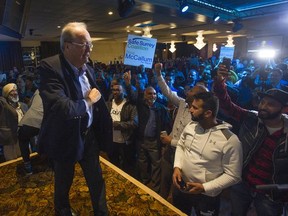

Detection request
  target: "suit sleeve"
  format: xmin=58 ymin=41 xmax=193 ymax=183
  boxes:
xmin=39 ymin=59 xmax=87 ymax=120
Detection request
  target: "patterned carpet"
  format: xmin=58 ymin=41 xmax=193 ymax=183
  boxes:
xmin=0 ymin=154 xmax=185 ymax=216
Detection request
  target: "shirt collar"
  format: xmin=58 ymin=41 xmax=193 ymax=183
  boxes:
xmin=65 ymin=58 xmax=87 ymax=76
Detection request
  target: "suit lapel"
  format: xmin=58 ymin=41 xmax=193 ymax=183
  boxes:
xmin=59 ymin=54 xmax=83 ymax=99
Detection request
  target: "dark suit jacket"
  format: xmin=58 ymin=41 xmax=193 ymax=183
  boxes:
xmin=38 ymin=54 xmax=112 ymax=162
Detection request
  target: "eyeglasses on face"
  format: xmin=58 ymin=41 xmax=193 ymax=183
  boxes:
xmin=66 ymin=41 xmax=93 ymax=50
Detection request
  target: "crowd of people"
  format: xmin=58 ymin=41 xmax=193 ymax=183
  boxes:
xmin=0 ymin=21 xmax=287 ymax=216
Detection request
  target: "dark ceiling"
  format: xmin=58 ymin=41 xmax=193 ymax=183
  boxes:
xmin=1 ymin=0 xmax=288 ymax=43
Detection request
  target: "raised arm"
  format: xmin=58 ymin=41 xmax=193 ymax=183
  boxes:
xmin=154 ymin=63 xmax=183 ymax=106
xmin=213 ymin=65 xmax=249 ymax=122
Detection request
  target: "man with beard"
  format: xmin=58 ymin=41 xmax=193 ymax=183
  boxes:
xmin=154 ymin=62 xmax=208 ymax=199
xmin=0 ymin=83 xmax=28 ymax=161
xmin=172 ymin=92 xmax=242 ymax=216
xmin=214 ymin=65 xmax=288 ymax=216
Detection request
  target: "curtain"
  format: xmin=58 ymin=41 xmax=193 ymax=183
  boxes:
xmin=0 ymin=41 xmax=24 ymax=72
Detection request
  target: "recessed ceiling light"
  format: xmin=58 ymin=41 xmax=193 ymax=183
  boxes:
xmin=179 ymin=0 xmax=189 ymax=13
xmin=57 ymin=26 xmax=61 ymax=29
xmin=213 ymin=13 xmax=220 ymax=22
xmin=108 ymin=11 xmax=113 ymax=15
xmin=171 ymin=34 xmax=176 ymax=36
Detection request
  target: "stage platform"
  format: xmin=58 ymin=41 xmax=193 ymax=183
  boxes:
xmin=0 ymin=153 xmax=186 ymax=216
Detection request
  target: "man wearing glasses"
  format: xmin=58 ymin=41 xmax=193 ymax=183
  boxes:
xmin=38 ymin=22 xmax=112 ymax=216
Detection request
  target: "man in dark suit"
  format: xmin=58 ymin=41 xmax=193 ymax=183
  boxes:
xmin=38 ymin=22 xmax=112 ymax=216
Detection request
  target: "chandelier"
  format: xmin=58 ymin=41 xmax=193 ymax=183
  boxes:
xmin=212 ymin=43 xmax=218 ymax=52
xmin=169 ymin=41 xmax=176 ymax=53
xmin=194 ymin=31 xmax=206 ymax=50
xmin=142 ymin=26 xmax=152 ymax=38
xmin=225 ymin=35 xmax=235 ymax=47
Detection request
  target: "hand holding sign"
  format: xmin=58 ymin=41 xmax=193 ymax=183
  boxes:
xmin=124 ymin=34 xmax=157 ymax=69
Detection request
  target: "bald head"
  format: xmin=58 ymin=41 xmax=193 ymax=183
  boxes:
xmin=185 ymin=85 xmax=209 ymax=105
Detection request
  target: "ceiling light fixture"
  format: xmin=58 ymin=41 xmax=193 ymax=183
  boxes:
xmin=142 ymin=26 xmax=152 ymax=38
xmin=178 ymin=0 xmax=189 ymax=13
xmin=169 ymin=41 xmax=176 ymax=53
xmin=193 ymin=0 xmax=234 ymax=13
xmin=213 ymin=43 xmax=218 ymax=52
xmin=213 ymin=13 xmax=220 ymax=22
xmin=194 ymin=31 xmax=206 ymax=50
xmin=225 ymin=35 xmax=235 ymax=47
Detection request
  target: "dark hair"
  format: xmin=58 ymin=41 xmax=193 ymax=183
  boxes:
xmin=271 ymin=68 xmax=283 ymax=76
xmin=193 ymin=92 xmax=219 ymax=117
xmin=111 ymin=77 xmax=124 ymax=86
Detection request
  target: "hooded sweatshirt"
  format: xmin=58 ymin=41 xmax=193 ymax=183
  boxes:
xmin=174 ymin=121 xmax=242 ymax=197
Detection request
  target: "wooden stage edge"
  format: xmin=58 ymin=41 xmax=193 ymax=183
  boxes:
xmin=0 ymin=153 xmax=186 ymax=216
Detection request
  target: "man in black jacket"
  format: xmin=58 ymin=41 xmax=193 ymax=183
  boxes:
xmin=106 ymin=79 xmax=138 ymax=176
xmin=124 ymin=71 xmax=171 ymax=193
xmin=214 ymin=65 xmax=288 ymax=216
xmin=38 ymin=22 xmax=112 ymax=216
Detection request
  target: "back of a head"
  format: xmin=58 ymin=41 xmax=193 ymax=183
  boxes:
xmin=185 ymin=85 xmax=209 ymax=104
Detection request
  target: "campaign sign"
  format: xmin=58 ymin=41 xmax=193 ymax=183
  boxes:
xmin=124 ymin=34 xmax=157 ymax=69
xmin=219 ymin=46 xmax=235 ymax=60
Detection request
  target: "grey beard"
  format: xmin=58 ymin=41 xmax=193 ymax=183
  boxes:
xmin=9 ymin=95 xmax=19 ymax=103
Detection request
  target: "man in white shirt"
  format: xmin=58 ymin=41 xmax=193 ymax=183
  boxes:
xmin=106 ymin=80 xmax=138 ymax=176
xmin=172 ymin=92 xmax=243 ymax=216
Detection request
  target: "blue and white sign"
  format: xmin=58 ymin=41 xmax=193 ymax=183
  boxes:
xmin=124 ymin=34 xmax=157 ymax=69
xmin=219 ymin=46 xmax=235 ymax=60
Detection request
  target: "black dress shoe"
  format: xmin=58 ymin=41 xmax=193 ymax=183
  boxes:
xmin=55 ymin=208 xmax=78 ymax=216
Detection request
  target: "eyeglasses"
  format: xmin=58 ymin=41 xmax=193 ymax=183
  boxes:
xmin=67 ymin=41 xmax=93 ymax=50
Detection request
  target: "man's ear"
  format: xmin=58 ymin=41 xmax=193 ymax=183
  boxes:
xmin=64 ymin=42 xmax=70 ymax=50
xmin=282 ymin=106 xmax=288 ymax=114
xmin=204 ymin=110 xmax=213 ymax=118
